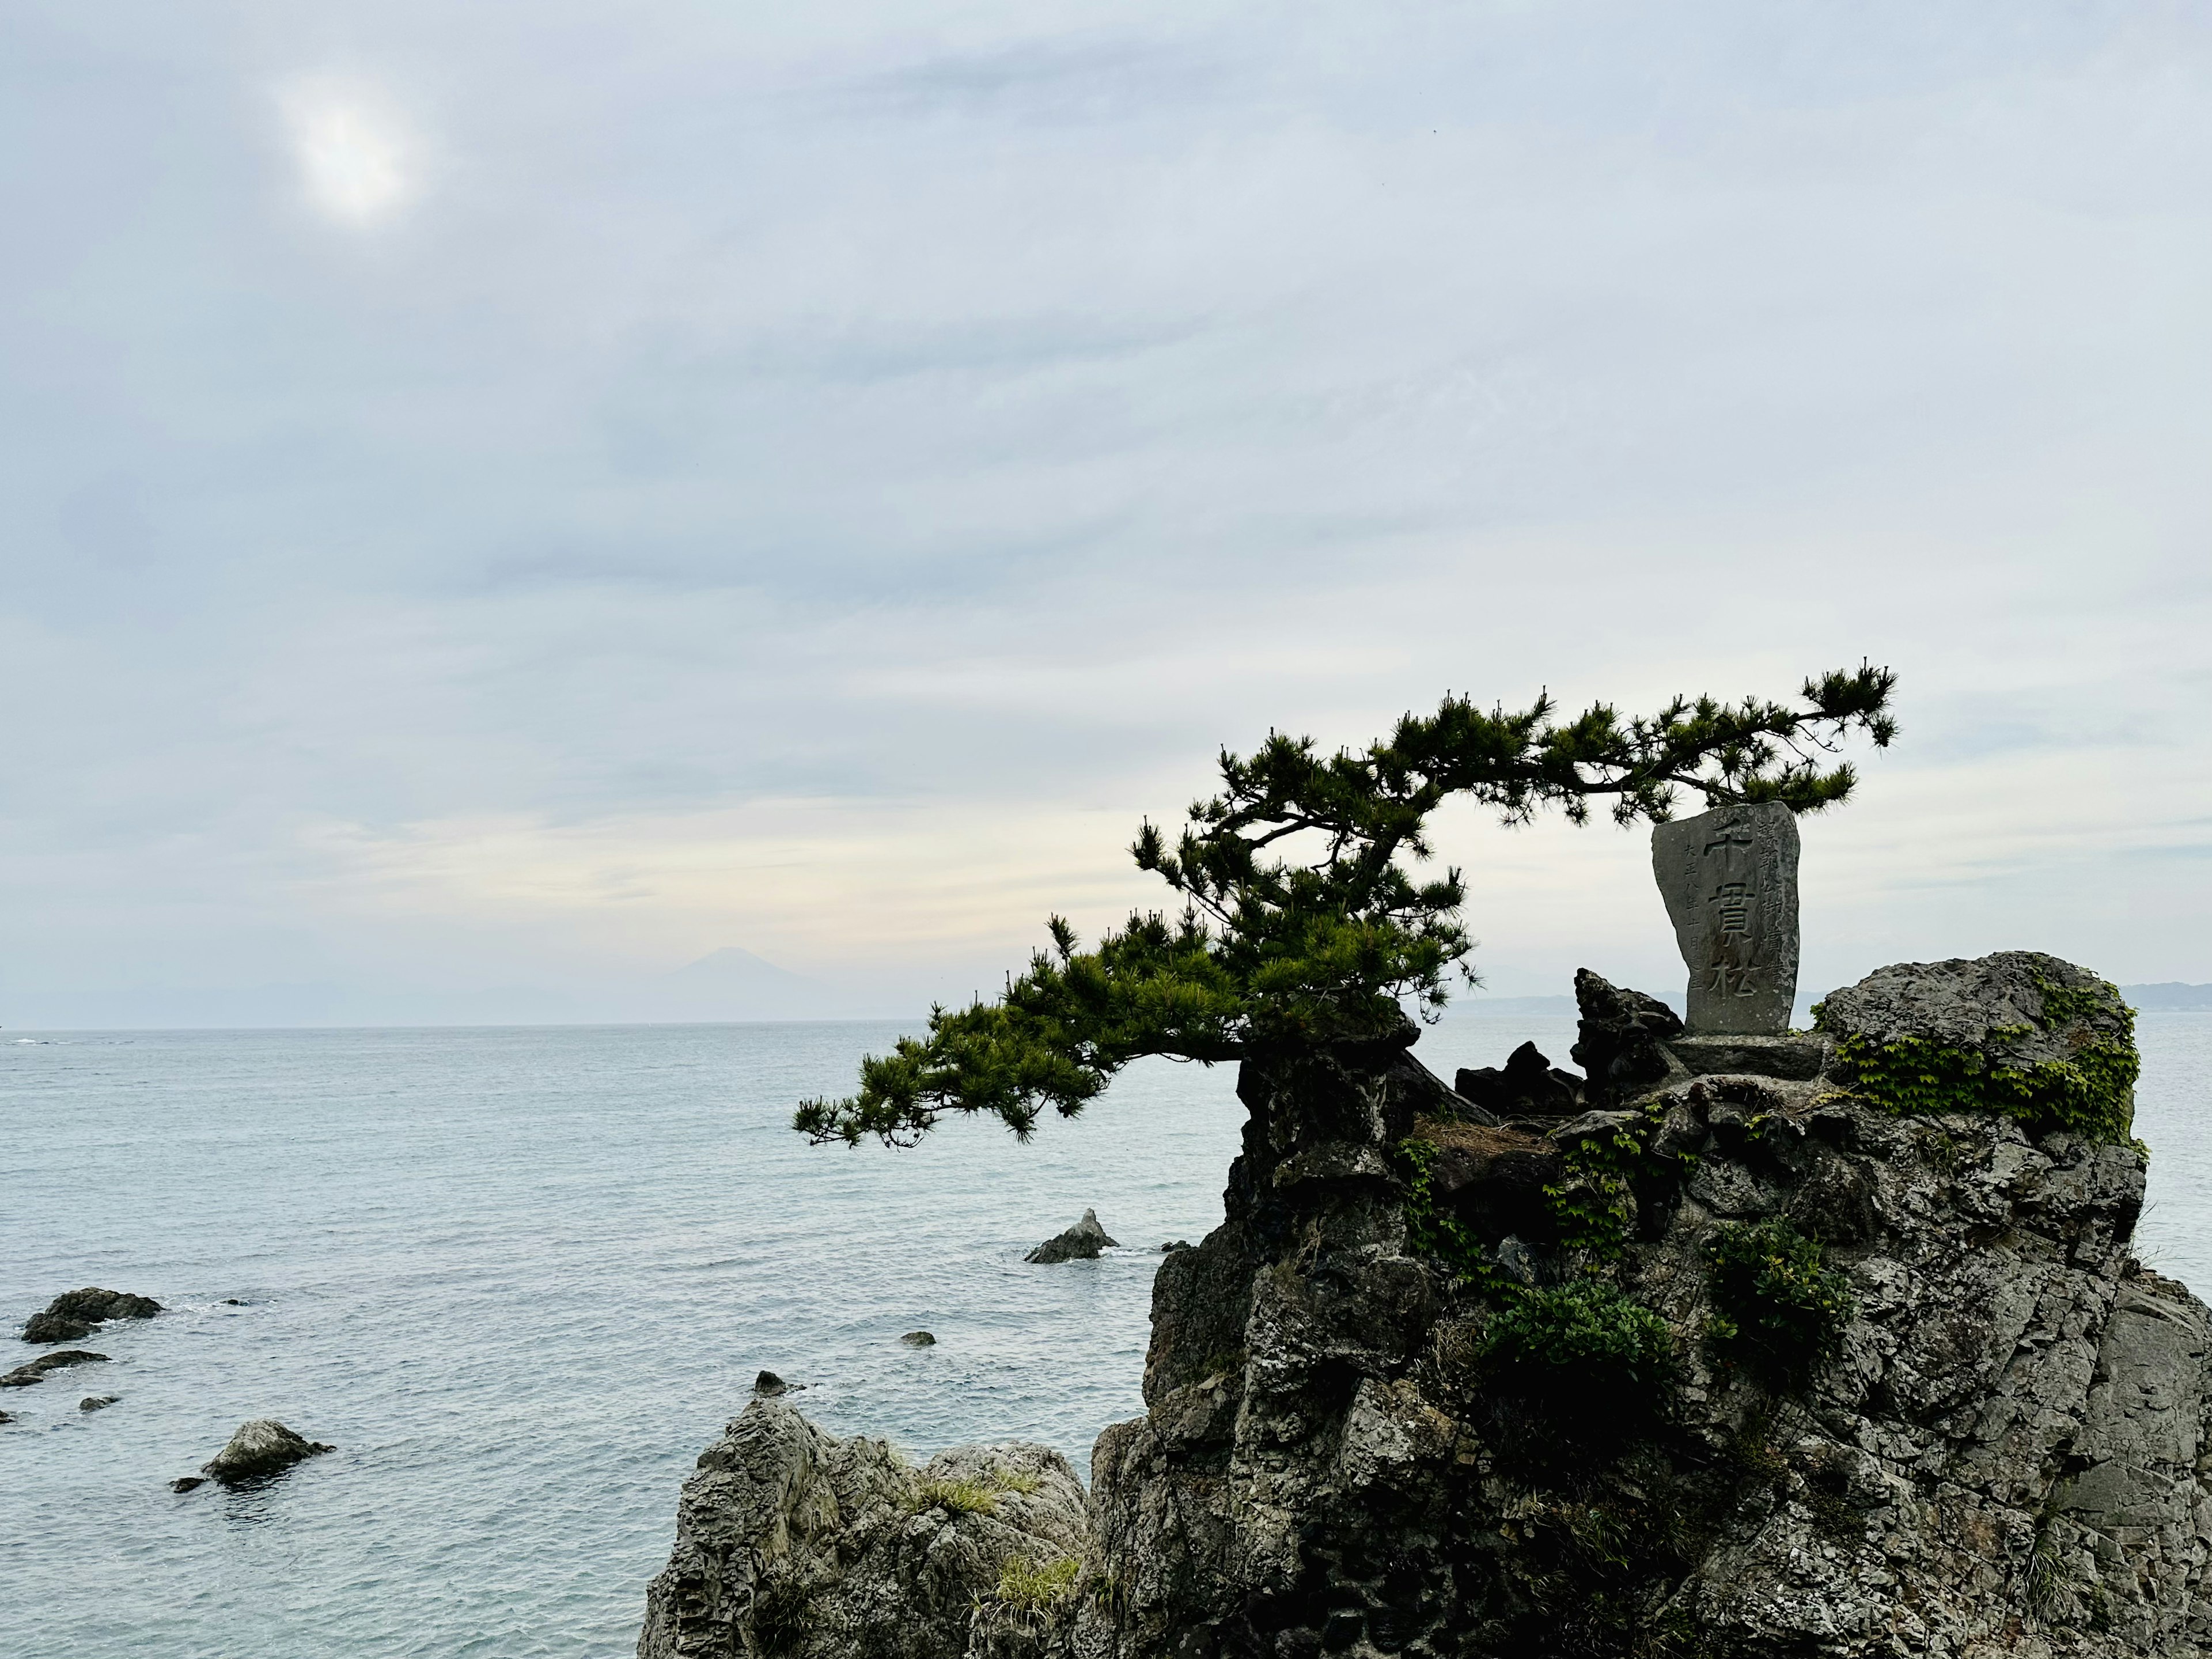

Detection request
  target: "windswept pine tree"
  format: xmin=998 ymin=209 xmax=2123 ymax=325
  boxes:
xmin=795 ymin=664 xmax=1897 ymax=1147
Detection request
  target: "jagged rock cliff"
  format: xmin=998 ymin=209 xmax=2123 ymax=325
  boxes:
xmin=642 ymin=952 xmax=2210 ymax=1658
xmin=639 ymin=1399 xmax=1088 ymax=1659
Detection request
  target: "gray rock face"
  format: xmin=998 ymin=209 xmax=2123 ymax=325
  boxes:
xmin=0 ymin=1349 xmax=109 ymax=1388
xmin=21 ymin=1287 xmax=161 ymax=1344
xmin=1024 ymin=1209 xmax=1117 ymax=1264
xmin=636 ymin=1399 xmax=1088 ymax=1659
xmin=1817 ymin=949 xmax=2130 ymax=1069
xmin=1653 ymin=800 xmax=1801 ymax=1034
xmin=200 ymin=1419 xmax=334 ymax=1484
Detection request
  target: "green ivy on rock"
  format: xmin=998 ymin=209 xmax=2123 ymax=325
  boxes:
xmin=1815 ymin=976 xmax=2138 ymax=1145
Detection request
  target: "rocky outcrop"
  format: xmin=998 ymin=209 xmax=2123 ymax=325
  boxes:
xmin=638 ymin=950 xmax=2206 ymax=1657
xmin=1453 ymin=1041 xmax=1579 ymax=1120
xmin=637 ymin=1399 xmax=1089 ymax=1659
xmin=20 ymin=1287 xmax=160 ymax=1344
xmin=0 ymin=1349 xmax=109 ymax=1388
xmin=1570 ymin=968 xmax=1685 ymax=1101
xmin=1027 ymin=1210 xmax=1118 ymax=1264
xmin=1078 ymin=951 xmax=2203 ymax=1658
xmin=199 ymin=1419 xmax=334 ymax=1484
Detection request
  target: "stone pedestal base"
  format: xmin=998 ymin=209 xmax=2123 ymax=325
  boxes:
xmin=1664 ymin=1033 xmax=1830 ymax=1081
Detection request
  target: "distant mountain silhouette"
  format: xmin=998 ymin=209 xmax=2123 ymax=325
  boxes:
xmin=648 ymin=947 xmax=853 ymax=1021
xmin=2122 ymin=983 xmax=2212 ymax=1012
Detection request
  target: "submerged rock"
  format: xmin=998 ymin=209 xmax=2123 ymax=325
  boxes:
xmin=21 ymin=1287 xmax=161 ymax=1344
xmin=0 ymin=1349 xmax=109 ymax=1388
xmin=78 ymin=1395 xmax=120 ymax=1412
xmin=637 ymin=1398 xmax=1087 ymax=1659
xmin=899 ymin=1331 xmax=936 ymax=1347
xmin=200 ymin=1419 xmax=333 ymax=1484
xmin=169 ymin=1476 xmax=204 ymax=1493
xmin=1024 ymin=1208 xmax=1117 ymax=1264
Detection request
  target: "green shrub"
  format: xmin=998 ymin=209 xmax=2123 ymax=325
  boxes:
xmin=1703 ymin=1219 xmax=1854 ymax=1385
xmin=1479 ymin=1280 xmax=1676 ymax=1403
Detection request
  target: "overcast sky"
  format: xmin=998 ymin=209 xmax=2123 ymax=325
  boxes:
xmin=4 ymin=2 xmax=2208 ymax=1027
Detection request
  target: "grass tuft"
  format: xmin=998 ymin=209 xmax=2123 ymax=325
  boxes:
xmin=995 ymin=1554 xmax=1081 ymax=1611
xmin=913 ymin=1476 xmax=999 ymax=1516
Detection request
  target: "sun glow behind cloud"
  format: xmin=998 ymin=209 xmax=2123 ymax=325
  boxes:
xmin=279 ymin=79 xmax=418 ymax=225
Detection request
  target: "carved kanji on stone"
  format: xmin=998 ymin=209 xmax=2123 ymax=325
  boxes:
xmin=1652 ymin=800 xmax=1800 ymax=1035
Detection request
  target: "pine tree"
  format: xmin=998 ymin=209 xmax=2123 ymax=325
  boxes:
xmin=795 ymin=664 xmax=1896 ymax=1147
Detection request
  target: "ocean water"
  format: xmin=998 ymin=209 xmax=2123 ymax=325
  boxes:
xmin=3 ymin=1013 xmax=2207 ymax=1658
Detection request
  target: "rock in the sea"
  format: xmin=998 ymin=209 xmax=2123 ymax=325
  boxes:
xmin=78 ymin=1395 xmax=120 ymax=1412
xmin=638 ymin=949 xmax=2201 ymax=1659
xmin=637 ymin=1398 xmax=1088 ymax=1659
xmin=200 ymin=1419 xmax=334 ymax=1484
xmin=1157 ymin=1241 xmax=1192 ymax=1253
xmin=1024 ymin=1207 xmax=1116 ymax=1264
xmin=21 ymin=1287 xmax=161 ymax=1344
xmin=753 ymin=1370 xmax=789 ymax=1396
xmin=169 ymin=1476 xmax=204 ymax=1493
xmin=0 ymin=1349 xmax=109 ymax=1388
xmin=1075 ymin=950 xmax=2204 ymax=1658
xmin=899 ymin=1331 xmax=936 ymax=1347
xmin=0 ymin=1408 xmax=13 ymax=1425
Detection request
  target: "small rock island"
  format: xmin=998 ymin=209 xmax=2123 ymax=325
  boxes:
xmin=645 ymin=671 xmax=2210 ymax=1657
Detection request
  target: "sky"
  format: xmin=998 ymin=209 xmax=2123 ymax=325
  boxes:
xmin=3 ymin=2 xmax=2209 ymax=1028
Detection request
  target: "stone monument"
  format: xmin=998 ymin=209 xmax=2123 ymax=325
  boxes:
xmin=1652 ymin=798 xmax=1799 ymax=1035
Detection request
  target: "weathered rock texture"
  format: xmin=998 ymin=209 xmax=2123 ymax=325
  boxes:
xmin=641 ymin=952 xmax=2205 ymax=1658
xmin=637 ymin=1399 xmax=1088 ymax=1658
xmin=20 ymin=1287 xmax=160 ymax=1344
xmin=200 ymin=1418 xmax=334 ymax=1484
xmin=1654 ymin=801 xmax=1801 ymax=1035
xmin=1028 ymin=1210 xmax=1119 ymax=1265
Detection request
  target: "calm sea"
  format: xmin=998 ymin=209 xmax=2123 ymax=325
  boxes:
xmin=4 ymin=1014 xmax=2207 ymax=1658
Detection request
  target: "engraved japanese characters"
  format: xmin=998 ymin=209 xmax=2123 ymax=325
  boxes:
xmin=1651 ymin=800 xmax=1801 ymax=1035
